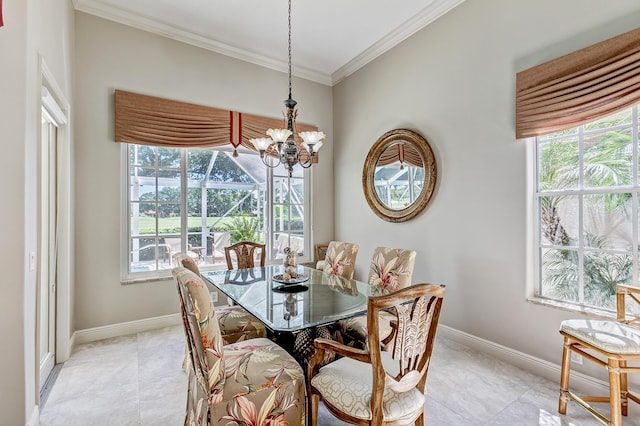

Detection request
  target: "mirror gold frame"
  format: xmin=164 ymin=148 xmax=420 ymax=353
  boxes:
xmin=362 ymin=129 xmax=437 ymax=222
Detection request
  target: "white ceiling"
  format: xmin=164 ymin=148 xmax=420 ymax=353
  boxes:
xmin=73 ymin=0 xmax=464 ymax=86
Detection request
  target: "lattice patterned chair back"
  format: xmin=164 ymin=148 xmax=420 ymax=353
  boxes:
xmin=173 ymin=267 xmax=306 ymax=426
xmin=322 ymin=241 xmax=359 ymax=279
xmin=558 ymin=284 xmax=640 ymax=425
xmin=224 ymin=241 xmax=266 ymax=270
xmin=308 ymin=283 xmax=445 ymax=425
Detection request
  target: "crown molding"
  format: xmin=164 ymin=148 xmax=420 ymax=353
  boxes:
xmin=73 ymin=0 xmax=332 ymax=85
xmin=74 ymin=0 xmax=464 ymax=87
xmin=331 ymin=0 xmax=466 ymax=85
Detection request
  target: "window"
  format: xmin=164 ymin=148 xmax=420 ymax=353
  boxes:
xmin=534 ymin=104 xmax=639 ymax=311
xmin=124 ymin=144 xmax=309 ymax=280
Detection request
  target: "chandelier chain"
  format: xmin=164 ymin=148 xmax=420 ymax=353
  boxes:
xmin=287 ymin=0 xmax=292 ymax=99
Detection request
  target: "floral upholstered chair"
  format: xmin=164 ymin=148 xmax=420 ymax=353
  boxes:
xmin=339 ymin=246 xmax=416 ymax=349
xmin=173 ymin=253 xmax=266 ymax=345
xmin=173 ymin=267 xmax=306 ymax=426
xmin=322 ymin=241 xmax=359 ymax=279
xmin=308 ymin=283 xmax=446 ymax=425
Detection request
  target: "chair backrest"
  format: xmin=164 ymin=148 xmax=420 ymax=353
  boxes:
xmin=172 ymin=267 xmax=226 ymax=414
xmin=224 ymin=241 xmax=266 ymax=270
xmin=173 ymin=252 xmax=201 ymax=275
xmin=315 ymin=244 xmax=329 ymax=262
xmin=368 ymin=284 xmax=445 ymax=408
xmin=368 ymin=246 xmax=417 ymax=294
xmin=617 ymin=284 xmax=640 ymax=326
xmin=323 ymin=241 xmax=359 ymax=279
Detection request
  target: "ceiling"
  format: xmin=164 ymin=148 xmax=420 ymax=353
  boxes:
xmin=73 ymin=0 xmax=464 ymax=86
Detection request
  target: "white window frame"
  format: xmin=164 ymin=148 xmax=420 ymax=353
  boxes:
xmin=529 ymin=105 xmax=640 ymax=313
xmin=121 ymin=144 xmax=312 ymax=282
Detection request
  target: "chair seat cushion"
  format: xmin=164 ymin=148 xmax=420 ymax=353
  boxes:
xmin=316 ymin=260 xmax=325 ymax=270
xmin=215 ymin=304 xmax=266 ymax=344
xmin=310 ymin=351 xmax=425 ymax=421
xmin=560 ymin=319 xmax=640 ymax=355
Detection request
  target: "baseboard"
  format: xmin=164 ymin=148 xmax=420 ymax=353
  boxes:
xmin=26 ymin=405 xmax=39 ymax=426
xmin=438 ymin=324 xmax=609 ymax=396
xmin=72 ymin=313 xmax=181 ymax=346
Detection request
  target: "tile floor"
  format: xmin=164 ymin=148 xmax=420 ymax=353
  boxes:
xmin=39 ymin=325 xmax=640 ymax=425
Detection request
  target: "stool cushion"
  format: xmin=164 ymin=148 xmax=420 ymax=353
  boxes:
xmin=560 ymin=319 xmax=640 ymax=355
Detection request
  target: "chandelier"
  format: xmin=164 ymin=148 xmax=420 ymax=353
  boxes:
xmin=250 ymin=0 xmax=326 ymax=178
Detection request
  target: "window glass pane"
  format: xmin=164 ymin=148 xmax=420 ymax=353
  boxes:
xmin=538 ymin=136 xmax=579 ymax=191
xmin=158 ymin=147 xmax=180 ymax=168
xmin=583 ymin=251 xmax=631 ymax=309
xmin=130 ymin=145 xmax=157 ymax=167
xmin=540 ymin=248 xmax=579 ymax=303
xmin=129 ymin=236 xmax=166 ymax=272
xmin=539 ymin=195 xmax=578 ymax=247
xmin=583 ymin=193 xmax=632 ymax=250
xmin=583 ymin=127 xmax=632 ymax=188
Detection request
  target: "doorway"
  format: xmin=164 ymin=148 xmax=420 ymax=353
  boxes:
xmin=38 ymin=86 xmax=65 ymax=392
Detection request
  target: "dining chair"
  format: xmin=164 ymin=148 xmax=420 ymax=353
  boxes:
xmin=224 ymin=241 xmax=266 ymax=270
xmin=173 ymin=267 xmax=306 ymax=426
xmin=315 ymin=243 xmax=329 ymax=270
xmin=173 ymin=253 xmax=266 ymax=345
xmin=308 ymin=283 xmax=446 ymax=425
xmin=558 ymin=284 xmax=640 ymax=425
xmin=339 ymin=246 xmax=417 ymax=349
xmin=322 ymin=241 xmax=360 ymax=280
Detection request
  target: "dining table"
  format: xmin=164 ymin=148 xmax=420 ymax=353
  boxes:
xmin=200 ymin=264 xmax=374 ymax=366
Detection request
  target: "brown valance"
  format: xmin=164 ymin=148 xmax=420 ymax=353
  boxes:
xmin=516 ymin=28 xmax=640 ymax=139
xmin=114 ymin=90 xmax=318 ymax=161
xmin=377 ymin=143 xmax=423 ymax=168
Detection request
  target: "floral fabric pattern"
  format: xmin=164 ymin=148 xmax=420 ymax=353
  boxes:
xmin=173 ymin=267 xmax=306 ymax=426
xmin=340 ymin=247 xmax=416 ymax=349
xmin=216 ymin=305 xmax=267 ymax=344
xmin=174 ymin=252 xmax=266 ymax=344
xmin=322 ymin=241 xmax=359 ymax=279
xmin=368 ymin=247 xmax=416 ymax=295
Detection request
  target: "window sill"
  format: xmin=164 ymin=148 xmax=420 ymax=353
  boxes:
xmin=527 ymin=296 xmax=616 ymax=320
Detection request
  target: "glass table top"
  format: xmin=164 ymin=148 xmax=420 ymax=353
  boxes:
xmin=201 ymin=265 xmax=372 ymax=333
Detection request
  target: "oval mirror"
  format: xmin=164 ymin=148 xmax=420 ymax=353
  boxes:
xmin=363 ymin=129 xmax=437 ymax=222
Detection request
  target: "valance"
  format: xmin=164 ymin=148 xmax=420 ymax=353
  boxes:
xmin=516 ymin=28 xmax=640 ymax=139
xmin=114 ymin=90 xmax=318 ymax=159
xmin=376 ymin=143 xmax=423 ymax=168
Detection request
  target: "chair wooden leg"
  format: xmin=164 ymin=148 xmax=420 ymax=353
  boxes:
xmin=609 ymin=358 xmax=622 ymax=426
xmin=558 ymin=337 xmax=572 ymax=414
xmin=621 ymin=360 xmax=629 ymax=416
xmin=415 ymin=412 xmax=425 ymax=426
xmin=309 ymin=394 xmax=319 ymax=426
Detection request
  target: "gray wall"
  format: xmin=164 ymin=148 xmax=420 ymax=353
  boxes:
xmin=0 ymin=0 xmax=74 ymax=423
xmin=332 ymin=0 xmax=640 ymax=377
xmin=73 ymin=13 xmax=334 ymax=330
